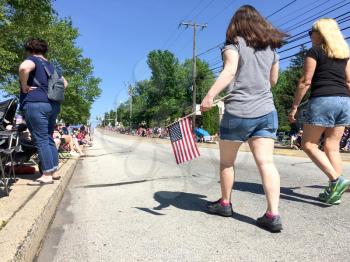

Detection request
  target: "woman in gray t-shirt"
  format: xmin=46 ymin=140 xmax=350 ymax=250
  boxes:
xmin=200 ymin=5 xmax=287 ymax=232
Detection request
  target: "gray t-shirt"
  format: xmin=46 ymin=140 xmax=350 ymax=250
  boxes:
xmin=222 ymin=37 xmax=278 ymax=118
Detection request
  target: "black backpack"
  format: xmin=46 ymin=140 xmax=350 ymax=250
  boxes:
xmin=33 ymin=59 xmax=65 ymax=103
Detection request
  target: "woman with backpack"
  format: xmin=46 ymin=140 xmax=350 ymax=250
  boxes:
xmin=289 ymin=18 xmax=350 ymax=204
xmin=19 ymin=38 xmax=68 ymax=185
xmin=200 ymin=5 xmax=287 ymax=232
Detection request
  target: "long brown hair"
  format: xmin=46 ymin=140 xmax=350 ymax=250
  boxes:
xmin=226 ymin=5 xmax=287 ymax=49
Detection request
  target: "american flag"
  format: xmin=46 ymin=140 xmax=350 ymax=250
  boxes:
xmin=168 ymin=117 xmax=200 ymax=164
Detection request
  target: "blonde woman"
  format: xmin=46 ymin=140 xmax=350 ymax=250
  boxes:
xmin=289 ymin=18 xmax=350 ymax=204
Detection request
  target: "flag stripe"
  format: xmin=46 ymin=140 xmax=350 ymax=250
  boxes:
xmin=184 ymin=118 xmax=200 ymax=157
xmin=174 ymin=141 xmax=180 ymax=163
xmin=171 ymin=141 xmax=179 ymax=164
xmin=183 ymin=118 xmax=195 ymax=160
xmin=175 ymin=141 xmax=183 ymax=163
xmin=168 ymin=117 xmax=200 ymax=164
xmin=179 ymin=120 xmax=191 ymax=161
xmin=189 ymin=118 xmax=200 ymax=156
xmin=183 ymin=119 xmax=195 ymax=160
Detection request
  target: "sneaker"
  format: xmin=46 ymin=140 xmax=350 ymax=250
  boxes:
xmin=207 ymin=200 xmax=233 ymax=217
xmin=319 ymin=187 xmax=341 ymax=205
xmin=318 ymin=176 xmax=350 ymax=205
xmin=256 ymin=214 xmax=283 ymax=233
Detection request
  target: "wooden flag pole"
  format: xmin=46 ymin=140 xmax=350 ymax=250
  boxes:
xmin=166 ymin=94 xmax=230 ymax=128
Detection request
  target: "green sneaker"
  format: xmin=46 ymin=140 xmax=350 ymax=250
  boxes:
xmin=318 ymin=176 xmax=350 ymax=205
xmin=319 ymin=186 xmax=341 ymax=204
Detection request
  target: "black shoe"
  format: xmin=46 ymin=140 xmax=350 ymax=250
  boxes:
xmin=256 ymin=214 xmax=283 ymax=233
xmin=207 ymin=200 xmax=233 ymax=217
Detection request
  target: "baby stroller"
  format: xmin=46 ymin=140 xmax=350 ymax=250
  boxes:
xmin=0 ymin=98 xmax=41 ymax=196
xmin=0 ymin=98 xmax=20 ymax=196
xmin=14 ymin=123 xmax=41 ymax=171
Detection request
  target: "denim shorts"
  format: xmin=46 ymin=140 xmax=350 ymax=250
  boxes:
xmin=305 ymin=96 xmax=350 ymax=127
xmin=220 ymin=110 xmax=278 ymax=142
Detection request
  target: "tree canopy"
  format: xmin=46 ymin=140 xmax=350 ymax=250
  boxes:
xmin=104 ymin=45 xmax=308 ymax=135
xmin=0 ymin=0 xmax=101 ymax=124
xmin=113 ymin=50 xmax=215 ymax=130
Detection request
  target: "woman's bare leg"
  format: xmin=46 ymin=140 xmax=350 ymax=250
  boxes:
xmin=219 ymin=140 xmax=242 ymax=202
xmin=248 ymin=137 xmax=280 ymax=214
xmin=302 ymin=124 xmax=339 ymax=181
xmin=323 ymin=126 xmax=345 ymax=175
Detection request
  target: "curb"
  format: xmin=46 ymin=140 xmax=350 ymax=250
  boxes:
xmin=0 ymin=158 xmax=79 ymax=262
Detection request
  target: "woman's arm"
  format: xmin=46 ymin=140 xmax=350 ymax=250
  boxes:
xmin=345 ymin=59 xmax=350 ymax=93
xmin=19 ymin=60 xmax=36 ymax=93
xmin=270 ymin=62 xmax=279 ymax=87
xmin=200 ymin=49 xmax=239 ymax=111
xmin=62 ymin=76 xmax=68 ymax=89
xmin=289 ymin=57 xmax=317 ymax=123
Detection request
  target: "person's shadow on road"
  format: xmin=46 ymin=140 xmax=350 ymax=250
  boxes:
xmin=135 ymin=182 xmax=329 ymax=228
xmin=233 ymin=181 xmax=330 ymax=208
xmin=135 ymin=191 xmax=256 ymax=226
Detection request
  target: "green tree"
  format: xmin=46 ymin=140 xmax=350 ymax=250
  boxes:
xmin=202 ymin=106 xmax=219 ymax=135
xmin=0 ymin=0 xmax=101 ymax=124
xmin=273 ymin=46 xmax=308 ymax=132
xmin=117 ymin=51 xmax=216 ymax=128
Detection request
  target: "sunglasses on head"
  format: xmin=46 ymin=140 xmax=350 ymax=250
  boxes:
xmin=308 ymin=29 xmax=317 ymax=37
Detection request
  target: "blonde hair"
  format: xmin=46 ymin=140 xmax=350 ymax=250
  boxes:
xmin=313 ymin=18 xmax=349 ymax=59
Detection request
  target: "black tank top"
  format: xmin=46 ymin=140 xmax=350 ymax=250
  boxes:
xmin=306 ymin=46 xmax=349 ymax=97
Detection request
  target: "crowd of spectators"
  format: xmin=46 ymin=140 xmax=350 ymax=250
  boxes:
xmin=104 ymin=124 xmax=222 ymax=144
xmin=281 ymin=127 xmax=350 ymax=152
xmin=105 ymin=126 xmax=169 ymax=139
xmin=53 ymin=123 xmax=92 ymax=157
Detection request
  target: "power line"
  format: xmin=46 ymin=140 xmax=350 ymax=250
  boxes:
xmin=208 ymin=17 xmax=350 ymax=69
xmin=286 ymin=12 xmax=350 ymax=43
xmin=284 ymin=1 xmax=350 ymax=32
xmin=192 ymin=0 xmax=215 ymax=21
xmin=280 ymin=35 xmax=350 ymax=61
xmin=209 ymin=61 xmax=223 ymax=69
xmin=206 ymin=0 xmax=238 ymax=23
xmin=266 ymin=0 xmax=298 ymax=19
xmin=211 ymin=34 xmax=350 ymax=72
xmin=279 ymin=25 xmax=350 ymax=53
xmin=173 ymin=0 xmax=215 ymax=54
xmin=160 ymin=1 xmax=205 ymax=49
xmin=196 ymin=0 xmax=304 ymax=57
xmin=275 ymin=0 xmax=331 ymax=28
xmin=201 ymin=1 xmax=350 ymax=69
xmin=196 ymin=43 xmax=222 ymax=57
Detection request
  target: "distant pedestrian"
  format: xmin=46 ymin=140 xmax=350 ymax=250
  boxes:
xmin=19 ymin=38 xmax=68 ymax=185
xmin=289 ymin=18 xmax=350 ymax=204
xmin=200 ymin=5 xmax=287 ymax=232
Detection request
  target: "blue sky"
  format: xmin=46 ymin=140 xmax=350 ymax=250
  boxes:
xmin=53 ymin=0 xmax=350 ymax=123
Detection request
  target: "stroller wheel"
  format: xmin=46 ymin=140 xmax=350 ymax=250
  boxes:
xmin=38 ymin=162 xmax=43 ymax=174
xmin=0 ymin=179 xmax=9 ymax=196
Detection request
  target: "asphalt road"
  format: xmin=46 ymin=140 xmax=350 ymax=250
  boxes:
xmin=36 ymin=130 xmax=350 ymax=262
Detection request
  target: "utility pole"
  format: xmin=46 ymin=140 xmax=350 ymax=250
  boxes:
xmin=115 ymin=100 xmax=120 ymax=127
xmin=179 ymin=21 xmax=207 ymax=129
xmin=115 ymin=105 xmax=118 ymax=127
xmin=128 ymin=84 xmax=133 ymax=130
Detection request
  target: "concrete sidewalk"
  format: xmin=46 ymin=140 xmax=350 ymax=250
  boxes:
xmin=0 ymin=157 xmax=79 ymax=262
